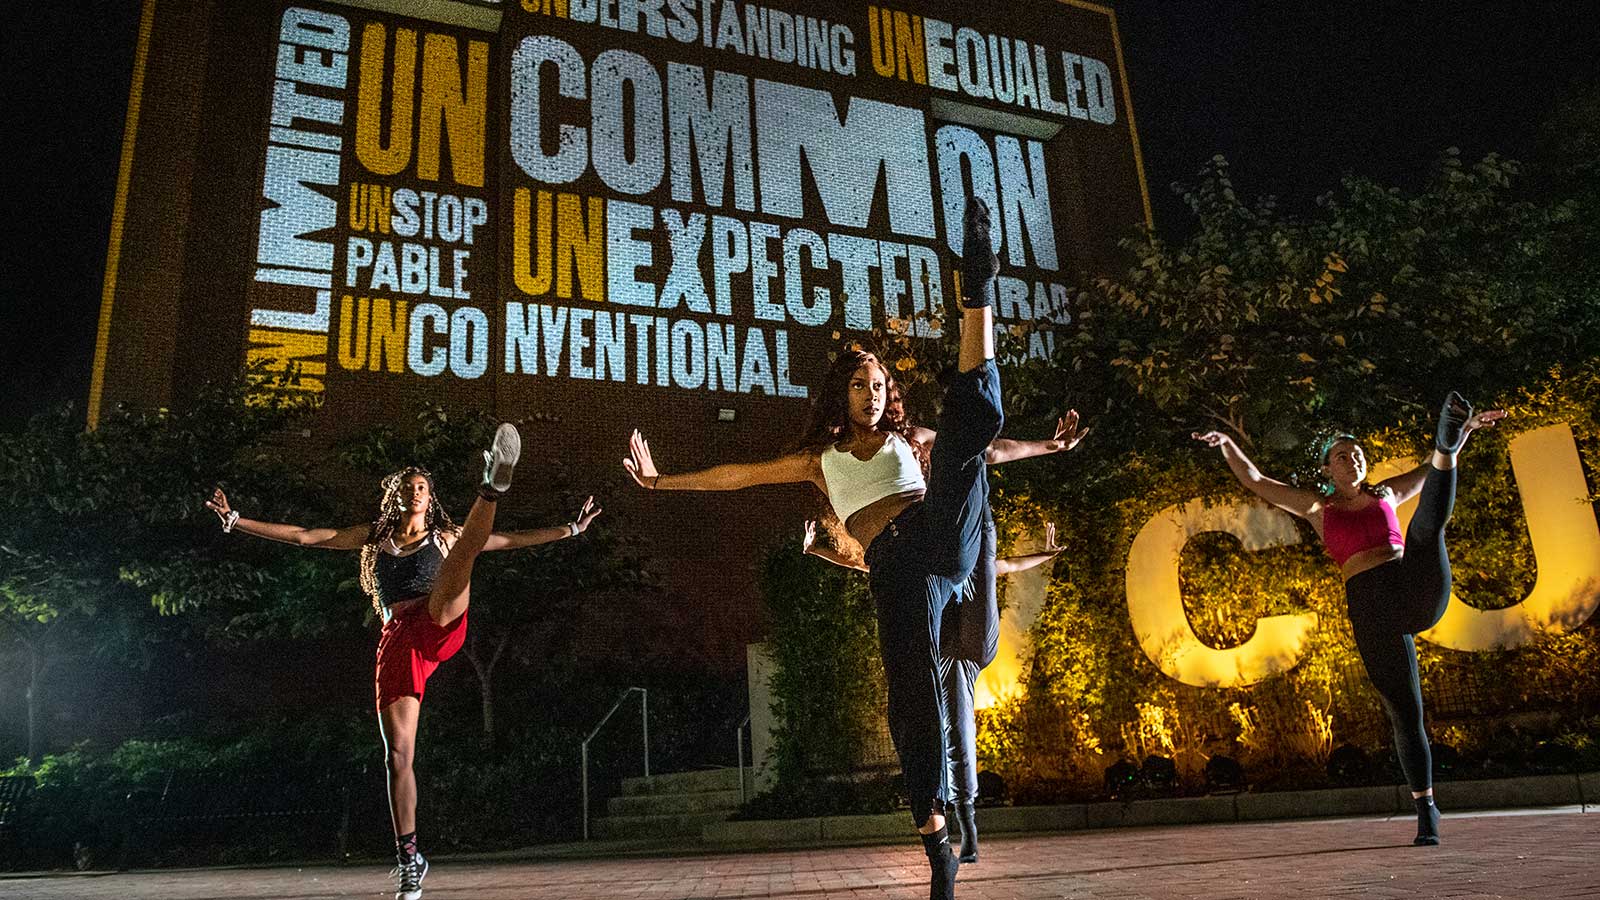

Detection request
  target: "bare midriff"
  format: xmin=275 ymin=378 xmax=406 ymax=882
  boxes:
xmin=1340 ymin=544 xmax=1404 ymax=582
xmin=844 ymin=489 xmax=926 ymax=552
xmin=382 ymin=595 xmax=427 ymax=622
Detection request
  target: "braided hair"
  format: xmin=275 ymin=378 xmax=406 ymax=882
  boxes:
xmin=358 ymin=466 xmax=460 ymax=616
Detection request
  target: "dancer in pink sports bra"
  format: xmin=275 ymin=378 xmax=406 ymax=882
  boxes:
xmin=1194 ymin=392 xmax=1505 ymax=846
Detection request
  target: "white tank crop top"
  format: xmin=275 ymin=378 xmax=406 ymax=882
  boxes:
xmin=819 ymin=432 xmax=927 ymax=523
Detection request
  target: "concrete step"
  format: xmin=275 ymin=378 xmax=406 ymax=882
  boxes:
xmin=607 ymin=788 xmax=745 ymax=817
xmin=590 ymin=810 xmax=736 ymax=841
xmin=621 ymin=767 xmax=752 ymax=796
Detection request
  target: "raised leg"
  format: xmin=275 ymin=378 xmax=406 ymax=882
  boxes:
xmin=1398 ymin=465 xmax=1457 ymax=633
xmin=427 ymin=424 xmax=519 ymax=626
xmin=427 ymin=494 xmax=495 ymax=626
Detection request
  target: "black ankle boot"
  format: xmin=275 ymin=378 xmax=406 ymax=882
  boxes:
xmin=1435 ymin=391 xmax=1472 ymax=454
xmin=955 ymin=801 xmax=979 ymax=864
xmin=1413 ymin=795 xmax=1441 ymax=846
xmin=960 ymin=195 xmax=999 ymax=309
xmin=921 ymin=827 xmax=959 ymax=900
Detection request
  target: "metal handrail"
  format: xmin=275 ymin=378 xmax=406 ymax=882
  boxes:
xmin=735 ymin=712 xmax=753 ymax=803
xmin=581 ymin=686 xmax=649 ymax=841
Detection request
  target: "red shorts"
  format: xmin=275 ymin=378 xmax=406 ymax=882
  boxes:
xmin=374 ymin=601 xmax=468 ymax=710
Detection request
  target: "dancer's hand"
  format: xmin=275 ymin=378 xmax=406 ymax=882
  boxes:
xmin=1049 ymin=411 xmax=1090 ymax=452
xmin=801 ymin=519 xmax=819 ymax=553
xmin=1463 ymin=409 xmax=1507 ymax=437
xmin=204 ymin=487 xmax=233 ymax=522
xmin=573 ymin=496 xmax=603 ymax=533
xmin=623 ymin=430 xmax=660 ymax=488
xmin=1192 ymin=430 xmax=1234 ymax=450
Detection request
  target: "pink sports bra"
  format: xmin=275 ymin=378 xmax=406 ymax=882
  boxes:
xmin=1321 ymin=496 xmax=1403 ymax=568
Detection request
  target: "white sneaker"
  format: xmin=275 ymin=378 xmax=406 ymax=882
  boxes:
xmin=392 ymin=850 xmax=428 ymax=900
xmin=481 ymin=423 xmax=521 ymax=494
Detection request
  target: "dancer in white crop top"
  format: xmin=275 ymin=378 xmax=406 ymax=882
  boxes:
xmin=623 ymin=354 xmax=1086 ymax=553
xmin=623 ymin=196 xmax=1084 ymax=900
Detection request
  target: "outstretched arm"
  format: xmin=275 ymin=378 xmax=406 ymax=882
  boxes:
xmin=1191 ymin=432 xmax=1321 ymax=518
xmin=988 ymin=410 xmax=1091 ymax=464
xmin=801 ymin=519 xmax=870 ymax=573
xmin=916 ymin=411 xmax=1091 ymax=465
xmin=624 ymin=430 xmax=823 ymax=492
xmin=995 ymin=522 xmax=1064 ymax=575
xmin=204 ymin=487 xmax=367 ymax=550
xmin=482 ymin=496 xmax=603 ymax=551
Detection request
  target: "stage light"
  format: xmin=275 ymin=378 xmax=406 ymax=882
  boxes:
xmin=1204 ymin=754 xmax=1245 ymax=793
xmin=1530 ymin=740 xmax=1578 ymax=774
xmin=1103 ymin=759 xmax=1139 ymax=797
xmin=1326 ymin=743 xmax=1372 ymax=784
xmin=1432 ymin=742 xmax=1460 ymax=775
xmin=1140 ymin=755 xmax=1177 ymax=793
xmin=976 ymin=770 xmax=1007 ymax=805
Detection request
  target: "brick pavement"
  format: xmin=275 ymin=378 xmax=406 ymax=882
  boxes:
xmin=3 ymin=808 xmax=1595 ymax=899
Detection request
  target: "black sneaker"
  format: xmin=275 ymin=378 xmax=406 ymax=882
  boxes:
xmin=392 ymin=851 xmax=428 ymax=900
xmin=481 ymin=423 xmax=521 ymax=496
xmin=1413 ymin=797 xmax=1441 ymax=846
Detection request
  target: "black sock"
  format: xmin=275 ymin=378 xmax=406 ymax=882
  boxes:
xmin=921 ymin=827 xmax=958 ymax=900
xmin=1413 ymin=795 xmax=1440 ymax=845
xmin=396 ymin=831 xmax=419 ymax=861
xmin=1435 ymin=391 xmax=1471 ymax=454
xmin=959 ymin=196 xmax=998 ymax=309
xmin=955 ymin=801 xmax=979 ymax=863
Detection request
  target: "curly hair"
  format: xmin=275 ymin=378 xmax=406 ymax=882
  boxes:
xmin=798 ymin=349 xmax=917 ymax=453
xmin=358 ymin=466 xmax=460 ymax=616
xmin=797 ymin=350 xmax=929 ymax=552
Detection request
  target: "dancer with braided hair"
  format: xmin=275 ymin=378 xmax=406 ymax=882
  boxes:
xmin=1194 ymin=393 xmax=1505 ymax=845
xmin=204 ymin=425 xmax=600 ymax=900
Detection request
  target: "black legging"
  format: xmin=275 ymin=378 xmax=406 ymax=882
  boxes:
xmin=939 ymin=514 xmax=998 ymax=804
xmin=866 ymin=361 xmax=1004 ymax=828
xmin=1342 ymin=465 xmax=1457 ymax=793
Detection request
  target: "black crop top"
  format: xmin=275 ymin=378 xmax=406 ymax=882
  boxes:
xmin=374 ymin=532 xmax=445 ymax=607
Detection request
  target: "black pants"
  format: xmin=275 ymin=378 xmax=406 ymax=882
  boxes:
xmin=938 ymin=514 xmax=998 ymax=803
xmin=1343 ymin=465 xmax=1457 ymax=793
xmin=866 ymin=361 xmax=1003 ymax=827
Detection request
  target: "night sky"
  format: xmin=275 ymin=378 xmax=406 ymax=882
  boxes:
xmin=3 ymin=1 xmax=1594 ymax=427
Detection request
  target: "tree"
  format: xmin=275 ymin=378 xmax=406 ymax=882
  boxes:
xmin=1059 ymin=149 xmax=1597 ymax=476
xmin=0 ymin=376 xmax=324 ymax=759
